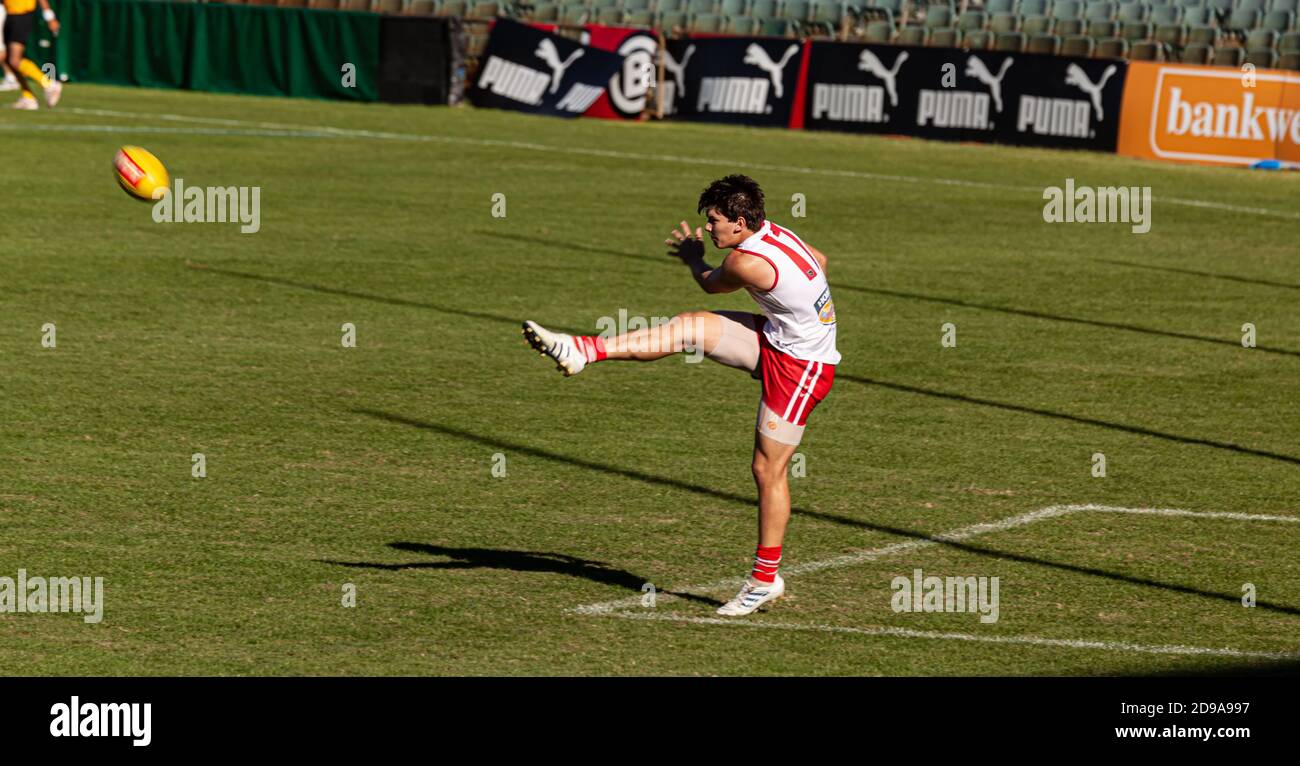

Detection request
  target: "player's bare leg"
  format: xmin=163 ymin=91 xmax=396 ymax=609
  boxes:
xmin=523 ymin=310 xmax=753 ymax=374
xmin=718 ymin=431 xmax=796 ymax=616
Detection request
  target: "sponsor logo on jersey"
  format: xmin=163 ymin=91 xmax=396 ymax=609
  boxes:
xmin=814 ymin=287 xmax=836 ymax=325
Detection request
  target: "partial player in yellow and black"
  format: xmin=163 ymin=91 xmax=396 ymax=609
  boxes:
xmin=2 ymin=0 xmax=62 ymax=110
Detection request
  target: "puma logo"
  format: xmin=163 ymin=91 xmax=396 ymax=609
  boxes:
xmin=743 ymin=43 xmax=800 ymax=99
xmin=1064 ymin=63 xmax=1118 ymax=121
xmin=964 ymin=56 xmax=1014 ymax=113
xmin=857 ymin=49 xmax=908 ymax=107
xmin=535 ymin=38 xmax=585 ymax=95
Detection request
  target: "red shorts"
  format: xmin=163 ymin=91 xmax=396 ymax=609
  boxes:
xmin=758 ymin=331 xmax=835 ymax=427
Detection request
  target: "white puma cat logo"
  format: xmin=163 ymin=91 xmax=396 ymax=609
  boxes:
xmin=857 ymin=49 xmax=908 ymax=107
xmin=964 ymin=56 xmax=1014 ymax=113
xmin=664 ymin=44 xmax=696 ymax=97
xmin=743 ymin=43 xmax=800 ymax=99
xmin=535 ymin=38 xmax=584 ymax=95
xmin=1064 ymin=63 xmax=1117 ymax=121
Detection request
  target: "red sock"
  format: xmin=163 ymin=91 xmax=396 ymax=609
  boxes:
xmin=751 ymin=545 xmax=782 ymax=583
xmin=574 ymin=335 xmax=607 ymax=363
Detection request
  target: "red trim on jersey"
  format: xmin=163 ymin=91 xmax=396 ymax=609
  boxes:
xmin=762 ymin=234 xmax=818 ymax=280
xmin=734 ymin=248 xmax=779 ymax=291
xmin=768 ymin=222 xmax=816 ymax=261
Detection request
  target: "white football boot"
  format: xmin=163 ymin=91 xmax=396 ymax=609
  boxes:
xmin=522 ymin=320 xmax=586 ymax=376
xmin=716 ymin=575 xmax=785 ymax=616
xmin=0 ymin=73 xmax=18 ymax=92
xmin=43 ymin=79 xmax=62 ymax=108
xmin=9 ymin=95 xmax=38 ymax=110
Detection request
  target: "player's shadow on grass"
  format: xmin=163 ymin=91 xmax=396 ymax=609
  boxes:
xmin=185 ymin=262 xmax=587 ymax=335
xmin=354 ymin=408 xmax=1300 ymax=619
xmin=1098 ymin=259 xmax=1300 ymax=293
xmin=840 ymin=373 xmax=1300 ymax=468
xmin=322 ymin=543 xmax=721 ymax=607
xmin=833 ymin=283 xmax=1300 ymax=359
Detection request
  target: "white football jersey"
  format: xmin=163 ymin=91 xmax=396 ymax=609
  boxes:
xmin=734 ymin=220 xmax=840 ymax=365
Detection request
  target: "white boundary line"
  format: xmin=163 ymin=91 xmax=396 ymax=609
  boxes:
xmin=571 ymin=503 xmax=1300 ymax=660
xmin=1 ymin=106 xmax=1295 ymax=222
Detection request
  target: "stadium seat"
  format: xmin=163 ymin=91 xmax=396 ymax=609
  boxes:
xmin=1181 ymin=6 xmax=1210 ymax=24
xmin=1205 ymin=0 xmax=1232 ymax=14
xmin=310 ymin=0 xmax=341 ymax=8
xmin=1053 ymin=0 xmax=1083 ymax=20
xmin=1211 ymin=46 xmax=1244 ymax=65
xmin=1062 ymin=33 xmax=1095 ymax=53
xmin=930 ymin=27 xmax=962 ymax=46
xmin=898 ymin=25 xmax=930 ymax=44
xmin=750 ymin=0 xmax=781 ymax=17
xmin=1155 ymin=22 xmax=1188 ymax=44
xmin=1056 ymin=18 xmax=1085 ymax=34
xmin=994 ymin=30 xmax=1028 ymax=49
xmin=438 ymin=0 xmax=466 ymax=14
xmin=1271 ymin=0 xmax=1299 ymax=11
xmin=623 ymin=0 xmax=656 ymax=11
xmin=1226 ymin=9 xmax=1259 ymax=29
xmin=991 ymin=12 xmax=1021 ymax=32
xmin=1019 ymin=0 xmax=1049 ymax=15
xmin=658 ymin=8 xmax=688 ymax=26
xmin=1245 ymin=28 xmax=1278 ymax=49
xmin=1095 ymin=36 xmax=1129 ymax=56
xmin=924 ymin=5 xmax=953 ymax=26
xmin=531 ymin=2 xmax=559 ymax=19
xmin=718 ymin=0 xmax=747 ymax=14
xmin=1023 ymin=14 xmax=1055 ymax=33
xmin=1281 ymin=30 xmax=1300 ymax=51
xmin=1150 ymin=4 xmax=1182 ymax=23
xmin=590 ymin=0 xmax=620 ymax=9
xmin=957 ymin=10 xmax=986 ymax=29
xmin=1188 ymin=25 xmax=1219 ymax=45
xmin=1087 ymin=18 xmax=1118 ymax=36
xmin=560 ymin=3 xmax=590 ymax=22
xmin=468 ymin=1 xmax=499 ymax=16
xmin=1028 ymin=32 xmax=1063 ymax=51
xmin=687 ymin=10 xmax=721 ymax=29
xmin=1279 ymin=51 xmax=1300 ymax=68
xmin=1247 ymin=48 xmax=1279 ymax=66
xmin=624 ymin=8 xmax=655 ymax=24
xmin=1117 ymin=2 xmax=1148 ymax=23
xmin=371 ymin=0 xmax=403 ymax=12
xmin=1122 ymin=20 xmax=1154 ymax=39
xmin=985 ymin=0 xmax=1017 ymax=14
xmin=864 ymin=18 xmax=894 ymax=40
xmin=1085 ymin=0 xmax=1116 ymax=19
xmin=964 ymin=28 xmax=994 ymax=47
xmin=1262 ymin=9 xmax=1295 ymax=29
xmin=809 ymin=1 xmax=848 ymax=31
xmin=596 ymin=6 xmax=623 ymax=22
xmin=339 ymin=0 xmax=369 ymax=10
xmin=1237 ymin=0 xmax=1267 ymax=12
xmin=783 ymin=0 xmax=810 ymax=18
xmin=761 ymin=16 xmax=793 ymax=33
xmin=1128 ymin=39 xmax=1165 ymax=58
xmin=405 ymin=0 xmax=436 ymax=13
xmin=1180 ymin=41 xmax=1212 ymax=61
xmin=724 ymin=14 xmax=759 ymax=31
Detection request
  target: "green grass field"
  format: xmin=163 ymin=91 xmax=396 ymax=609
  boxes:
xmin=2 ymin=83 xmax=1298 ymax=675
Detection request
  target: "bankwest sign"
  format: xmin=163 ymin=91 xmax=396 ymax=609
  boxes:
xmin=1118 ymin=61 xmax=1300 ymax=167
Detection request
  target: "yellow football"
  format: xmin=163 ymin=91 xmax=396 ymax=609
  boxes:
xmin=114 ymin=146 xmax=170 ymax=201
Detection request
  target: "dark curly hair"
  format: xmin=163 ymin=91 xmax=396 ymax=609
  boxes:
xmin=697 ymin=175 xmax=765 ymax=231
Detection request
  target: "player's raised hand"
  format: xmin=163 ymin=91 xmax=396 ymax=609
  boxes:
xmin=665 ymin=220 xmax=705 ymax=263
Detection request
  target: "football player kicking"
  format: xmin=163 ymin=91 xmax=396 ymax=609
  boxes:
xmin=522 ymin=175 xmax=840 ymax=616
xmin=2 ymin=0 xmax=61 ymax=110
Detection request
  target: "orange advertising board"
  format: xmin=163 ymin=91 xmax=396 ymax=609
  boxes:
xmin=1117 ymin=61 xmax=1300 ymax=167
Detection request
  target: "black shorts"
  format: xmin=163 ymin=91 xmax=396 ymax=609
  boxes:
xmin=3 ymin=11 xmax=35 ymax=48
